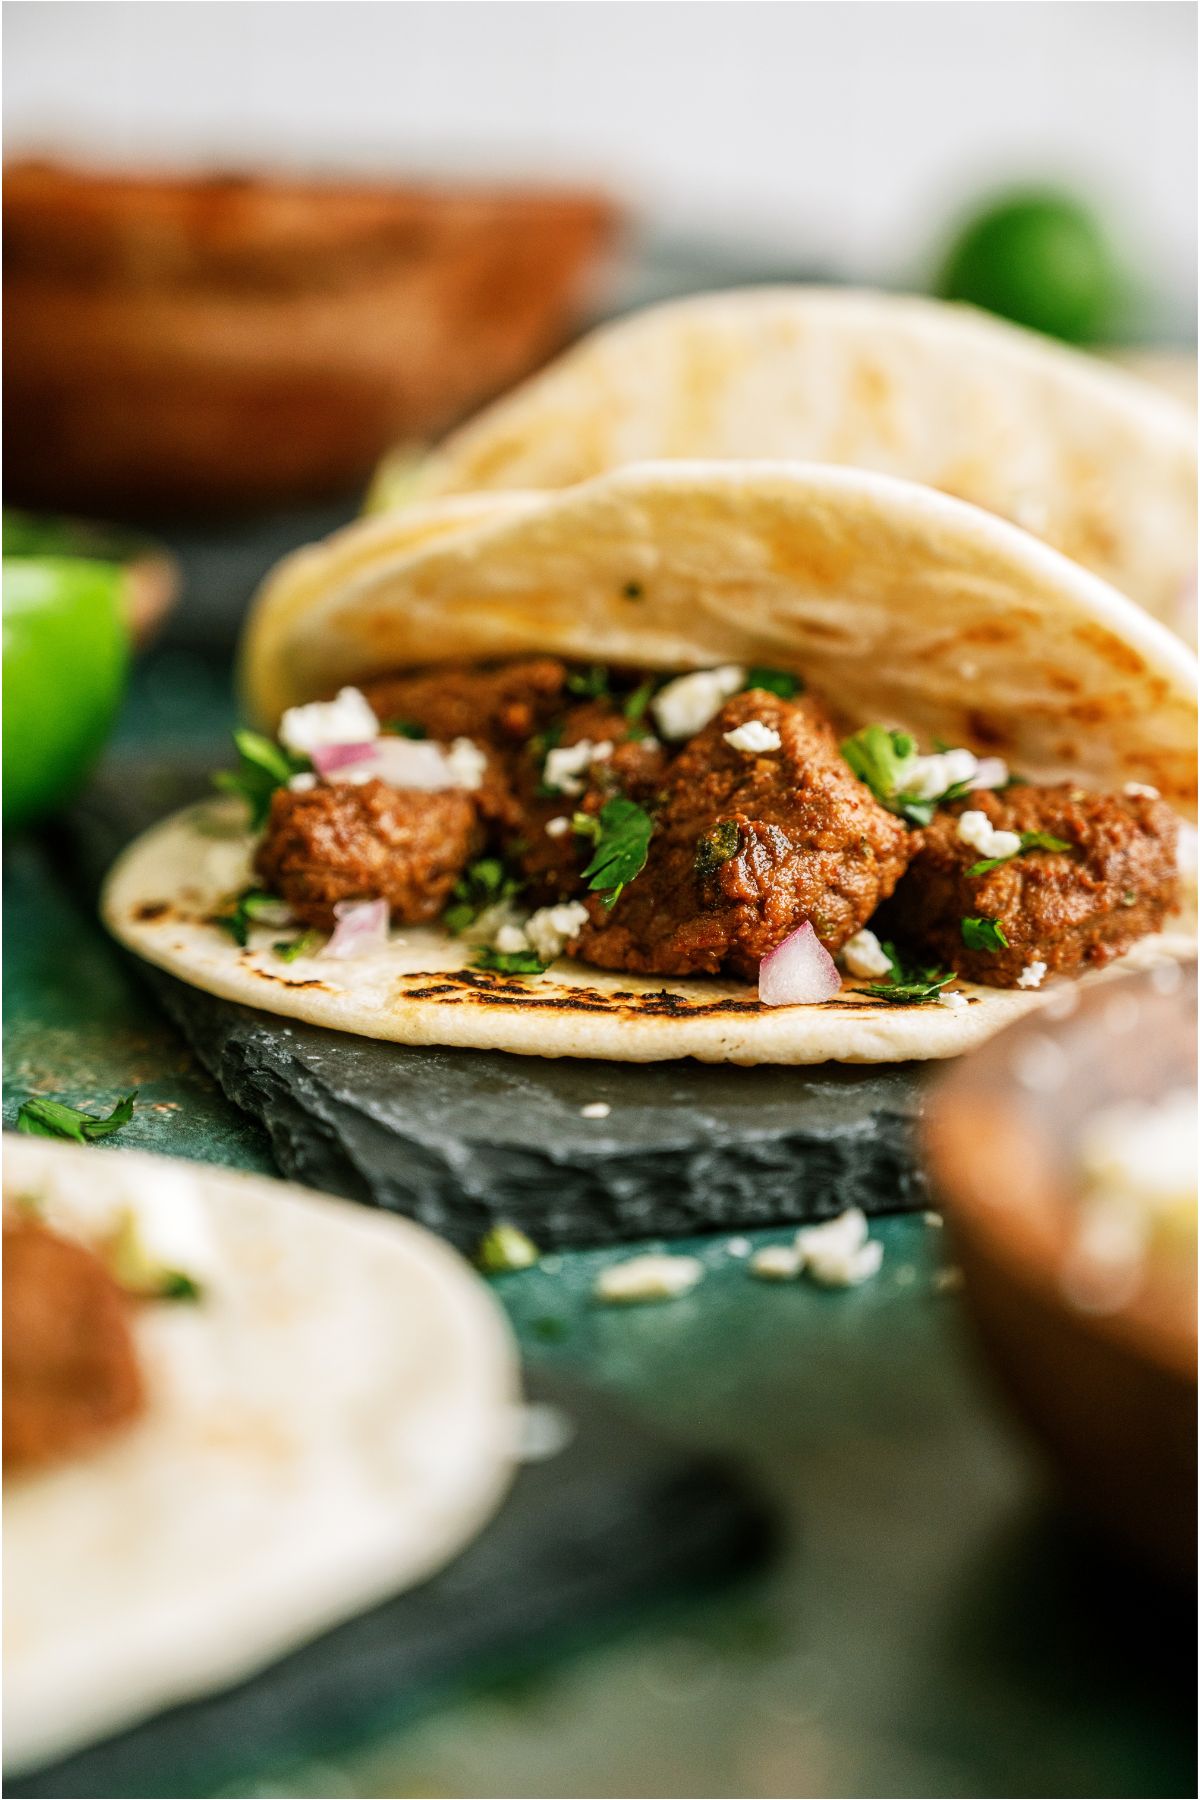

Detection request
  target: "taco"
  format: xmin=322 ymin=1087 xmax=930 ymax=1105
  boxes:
xmin=376 ymin=287 xmax=1197 ymax=639
xmin=3 ymin=1138 xmax=517 ymax=1775
xmin=102 ymin=462 xmax=1195 ymax=1066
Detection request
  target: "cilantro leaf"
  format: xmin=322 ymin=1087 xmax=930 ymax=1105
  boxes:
xmin=962 ymin=916 xmax=1009 ymax=953
xmin=16 ymin=1091 xmax=137 ymax=1143
xmin=215 ymin=888 xmax=288 ymax=948
xmin=473 ymin=946 xmax=548 ymax=975
xmin=273 ymin=930 xmax=323 ymax=962
xmin=744 ymin=667 xmax=802 ymax=700
xmin=213 ymin=730 xmax=308 ymax=830
xmin=382 ymin=718 xmax=427 ymax=739
xmin=695 ymin=819 xmax=741 ymax=877
xmin=566 ymin=664 xmax=610 ymax=700
xmin=860 ymin=941 xmax=956 ymax=1005
xmin=580 ymin=797 xmax=653 ymax=908
xmin=840 ymin=725 xmax=934 ymax=825
xmin=967 ymin=830 xmax=1071 ymax=878
xmin=444 ymin=859 xmax=524 ymax=935
xmin=622 ymin=677 xmax=658 ymax=739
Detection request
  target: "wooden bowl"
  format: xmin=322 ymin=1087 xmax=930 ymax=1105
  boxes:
xmin=3 ymin=161 xmax=617 ymax=517
xmin=924 ymin=963 xmax=1196 ymax=1577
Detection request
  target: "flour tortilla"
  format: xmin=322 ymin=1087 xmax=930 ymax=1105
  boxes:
xmin=389 ymin=288 xmax=1196 ymax=639
xmin=104 ymin=460 xmax=1198 ymax=1067
xmin=3 ymin=1138 xmax=518 ymax=1775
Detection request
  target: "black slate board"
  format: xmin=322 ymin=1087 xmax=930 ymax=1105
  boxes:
xmin=64 ymin=757 xmax=929 ymax=1249
xmin=8 ymin=1372 xmax=772 ymax=1800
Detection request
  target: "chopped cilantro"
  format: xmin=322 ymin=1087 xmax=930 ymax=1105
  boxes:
xmin=861 ymin=942 xmax=956 ymax=1006
xmin=571 ymin=810 xmax=601 ymax=843
xmin=695 ymin=819 xmax=741 ymax=877
xmin=474 ymin=946 xmax=548 ymax=975
xmin=622 ymin=676 xmax=658 ymax=738
xmin=566 ymin=664 xmax=610 ymax=700
xmin=215 ymin=888 xmax=287 ymax=948
xmin=967 ymin=829 xmax=1071 ymax=877
xmin=16 ymin=1091 xmax=137 ymax=1143
xmin=840 ymin=724 xmax=972 ymax=826
xmin=444 ymin=858 xmax=524 ymax=935
xmin=476 ymin=1223 xmax=540 ymax=1272
xmin=273 ymin=930 xmax=323 ymax=962
xmin=160 ymin=1272 xmax=203 ymax=1302
xmin=382 ymin=718 xmax=427 ymax=739
xmin=580 ymin=796 xmax=653 ymax=908
xmin=962 ymin=916 xmax=1009 ymax=953
xmin=212 ymin=730 xmax=308 ymax=830
xmin=744 ymin=667 xmax=802 ymax=700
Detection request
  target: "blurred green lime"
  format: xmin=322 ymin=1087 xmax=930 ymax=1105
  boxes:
xmin=3 ymin=556 xmax=129 ymax=830
xmin=935 ymin=189 xmax=1125 ymax=344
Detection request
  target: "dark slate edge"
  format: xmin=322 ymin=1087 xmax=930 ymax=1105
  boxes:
xmin=8 ymin=1374 xmax=774 ymax=1800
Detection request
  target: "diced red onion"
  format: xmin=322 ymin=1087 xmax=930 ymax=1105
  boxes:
xmin=323 ymin=898 xmax=390 ymax=959
xmin=310 ymin=741 xmax=377 ymax=777
xmin=758 ymin=921 xmax=843 ymax=1006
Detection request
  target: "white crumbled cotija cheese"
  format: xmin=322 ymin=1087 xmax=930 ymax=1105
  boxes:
xmin=445 ymin=737 xmax=487 ymax=790
xmin=723 ymin=719 xmax=782 ymax=755
xmin=725 ymin=1236 xmax=752 ymax=1258
xmin=795 ymin=1208 xmax=868 ymax=1264
xmin=580 ymin=1102 xmax=611 ymax=1119
xmin=956 ymin=809 xmax=1021 ymax=860
xmin=749 ymin=1243 xmax=804 ymax=1281
xmin=278 ymin=686 xmax=379 ymax=756
xmin=524 ymin=901 xmax=589 ymax=963
xmin=651 ymin=666 xmax=745 ymax=741
xmin=288 ymin=771 xmax=318 ymax=793
xmin=494 ymin=923 xmax=531 ymax=956
xmin=807 ymin=1237 xmax=885 ymax=1288
xmin=594 ymin=1254 xmax=704 ymax=1303
xmin=841 ymin=927 xmax=892 ymax=979
xmin=902 ymin=747 xmax=980 ymax=801
xmin=938 ymin=990 xmax=969 ymax=1012
xmin=545 ymin=815 xmax=572 ymax=838
xmin=972 ymin=757 xmax=1010 ymax=791
xmin=1123 ymin=782 xmax=1160 ymax=799
xmin=1017 ymin=961 xmax=1047 ymax=989
xmin=543 ymin=739 xmax=612 ymax=796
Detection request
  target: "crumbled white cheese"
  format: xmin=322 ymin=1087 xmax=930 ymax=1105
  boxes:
xmin=461 ymin=899 xmax=525 ymax=948
xmin=651 ymin=666 xmax=745 ymax=741
xmin=938 ymin=990 xmax=969 ymax=1012
xmin=806 ymin=1237 xmax=885 ymax=1288
xmin=725 ymin=1236 xmax=752 ymax=1258
xmin=494 ymin=923 xmax=531 ymax=956
xmin=840 ymin=927 xmax=892 ymax=979
xmin=972 ymin=757 xmax=1010 ymax=791
xmin=1123 ymin=781 xmax=1160 ymax=799
xmin=795 ymin=1208 xmax=868 ymax=1264
xmin=288 ymin=771 xmax=318 ymax=793
xmin=543 ymin=738 xmax=612 ymax=796
xmin=514 ymin=1402 xmax=575 ymax=1463
xmin=594 ymin=1254 xmax=704 ymax=1303
xmin=524 ymin=901 xmax=589 ymax=963
xmin=749 ymin=1243 xmax=804 ymax=1281
xmin=580 ymin=1102 xmax=611 ymax=1119
xmin=902 ymin=747 xmax=981 ymax=801
xmin=445 ymin=737 xmax=487 ymax=791
xmin=723 ymin=719 xmax=782 ymax=755
xmin=956 ymin=809 xmax=1022 ymax=860
xmin=1016 ymin=961 xmax=1047 ymax=989
xmin=545 ymin=815 xmax=572 ymax=838
xmin=278 ymin=686 xmax=379 ymax=756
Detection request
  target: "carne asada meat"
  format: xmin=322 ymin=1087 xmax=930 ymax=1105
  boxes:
xmin=4 ymin=1214 xmax=144 ymax=1472
xmin=359 ymin=658 xmax=568 ymax=746
xmin=255 ymin=777 xmax=478 ymax=930
xmin=574 ymin=689 xmax=913 ymax=979
xmin=884 ymin=785 xmax=1179 ymax=987
xmin=514 ymin=697 xmax=668 ymax=903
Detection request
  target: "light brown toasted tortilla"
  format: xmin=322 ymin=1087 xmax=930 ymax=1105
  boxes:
xmin=387 ymin=288 xmax=1197 ymax=639
xmin=101 ymin=460 xmax=1198 ymax=1067
xmin=3 ymin=1138 xmax=518 ymax=1775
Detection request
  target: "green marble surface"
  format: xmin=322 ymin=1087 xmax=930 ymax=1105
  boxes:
xmin=3 ymin=654 xmax=1192 ymax=1799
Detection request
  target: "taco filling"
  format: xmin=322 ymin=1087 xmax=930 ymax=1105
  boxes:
xmin=226 ymin=657 xmax=1180 ymax=997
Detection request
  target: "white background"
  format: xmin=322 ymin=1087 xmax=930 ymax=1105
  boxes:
xmin=4 ymin=0 xmax=1196 ymax=333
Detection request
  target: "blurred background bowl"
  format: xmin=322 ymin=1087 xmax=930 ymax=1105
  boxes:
xmin=2 ymin=161 xmax=617 ymax=518
xmin=924 ymin=963 xmax=1197 ymax=1578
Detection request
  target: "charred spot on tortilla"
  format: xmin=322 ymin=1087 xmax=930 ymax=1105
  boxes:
xmin=132 ymin=900 xmax=171 ymax=922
